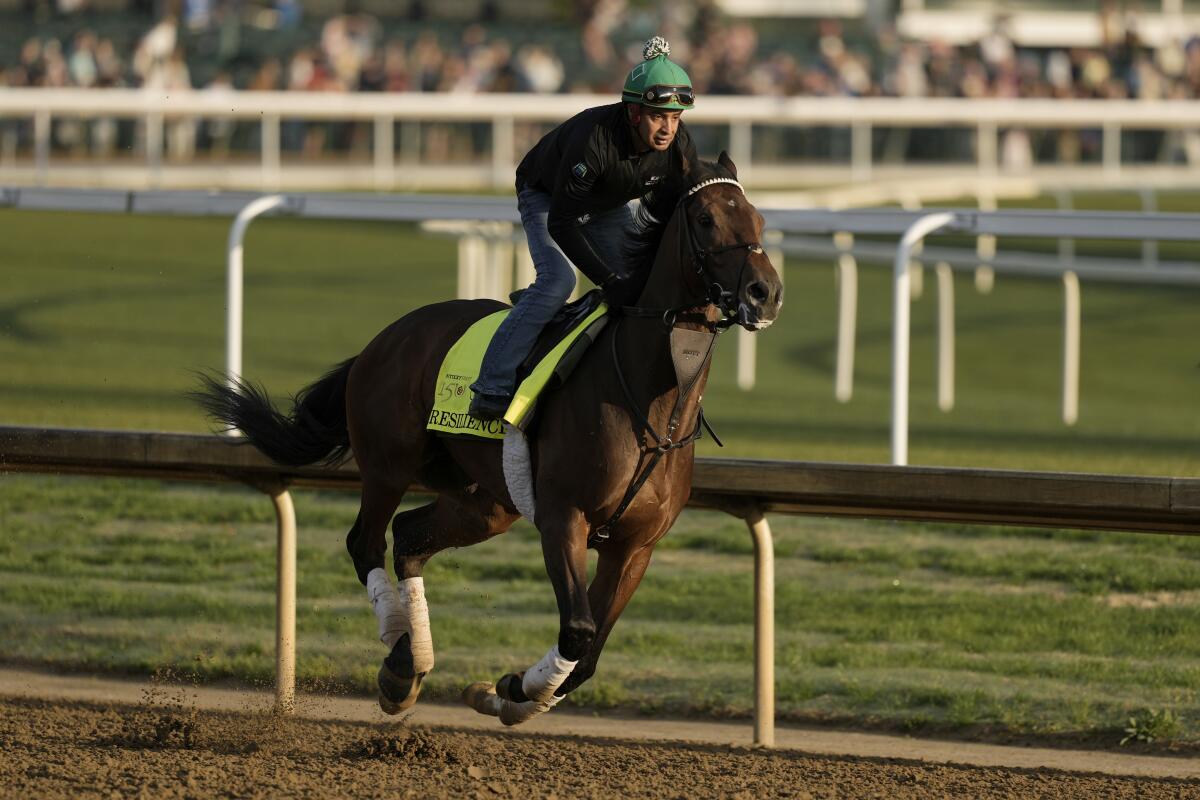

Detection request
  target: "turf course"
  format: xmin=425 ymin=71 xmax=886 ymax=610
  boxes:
xmin=2 ymin=205 xmax=1200 ymax=744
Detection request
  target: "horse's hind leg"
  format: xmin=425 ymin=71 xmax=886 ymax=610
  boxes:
xmin=376 ymin=489 xmax=519 ymax=714
xmin=343 ymin=477 xmax=423 ymax=714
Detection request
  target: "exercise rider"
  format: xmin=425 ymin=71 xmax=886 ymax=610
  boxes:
xmin=468 ymin=36 xmax=698 ymax=421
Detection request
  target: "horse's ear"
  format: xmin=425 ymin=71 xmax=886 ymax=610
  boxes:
xmin=717 ymin=150 xmax=738 ymax=179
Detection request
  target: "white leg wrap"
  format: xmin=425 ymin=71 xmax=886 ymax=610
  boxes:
xmin=462 ymin=644 xmax=578 ymax=727
xmin=521 ymin=644 xmax=577 ymax=703
xmin=366 ymin=568 xmax=434 ymax=673
xmin=398 ymin=576 xmax=434 ymax=673
xmin=502 ymin=424 xmax=537 ymax=521
xmin=463 ymin=682 xmax=565 ymax=726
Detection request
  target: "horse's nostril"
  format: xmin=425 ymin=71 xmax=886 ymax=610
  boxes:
xmin=747 ymin=281 xmax=770 ymax=304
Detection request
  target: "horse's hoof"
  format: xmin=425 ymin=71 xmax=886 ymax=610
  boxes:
xmin=462 ymin=681 xmax=503 ymax=717
xmin=496 ymin=672 xmax=530 ymax=703
xmin=377 ymin=663 xmax=424 ymax=715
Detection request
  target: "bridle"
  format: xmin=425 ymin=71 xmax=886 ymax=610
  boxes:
xmin=677 ymin=176 xmax=764 ymax=328
xmin=620 ymin=175 xmax=764 ymax=330
xmin=591 ymin=175 xmax=762 ymax=545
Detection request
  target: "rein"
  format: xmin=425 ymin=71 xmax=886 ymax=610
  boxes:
xmin=589 ymin=176 xmax=755 ymax=546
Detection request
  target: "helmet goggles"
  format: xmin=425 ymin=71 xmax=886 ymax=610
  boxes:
xmin=641 ymin=84 xmax=695 ymax=107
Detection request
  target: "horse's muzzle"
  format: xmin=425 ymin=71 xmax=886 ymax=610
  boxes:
xmin=737 ymin=276 xmax=783 ymax=331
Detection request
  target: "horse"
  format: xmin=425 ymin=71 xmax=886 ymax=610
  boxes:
xmin=194 ymin=151 xmax=783 ymax=726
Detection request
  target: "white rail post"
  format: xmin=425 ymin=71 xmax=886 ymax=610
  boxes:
xmin=1063 ymin=271 xmax=1080 ymax=426
xmin=374 ymin=114 xmax=395 ymax=191
xmin=899 ymin=195 xmax=924 ymax=299
xmin=146 ymin=111 xmax=164 ymax=189
xmin=492 ymin=116 xmax=514 ymax=190
xmin=935 ymin=261 xmax=955 ymax=412
xmin=270 ymin=486 xmax=297 ymax=714
xmin=33 ymin=109 xmax=50 ymax=186
xmin=1055 ymin=189 xmax=1075 ymax=267
xmin=977 ymin=120 xmax=998 ymax=178
xmin=893 ymin=212 xmax=958 ymax=466
xmin=851 ymin=121 xmax=872 ymax=183
xmin=745 ymin=505 xmax=774 ymax=748
xmin=1139 ymin=188 xmax=1158 ymax=270
xmin=262 ymin=114 xmax=281 ymax=191
xmin=730 ymin=120 xmax=752 ymax=185
xmin=226 ymin=195 xmax=290 ymax=429
xmin=487 ymin=222 xmax=514 ymax=301
xmin=975 ymin=189 xmax=996 ymax=294
xmin=457 ymin=234 xmax=473 ymax=299
xmin=1103 ymin=122 xmax=1121 ymax=181
xmin=834 ymin=232 xmax=857 ymax=403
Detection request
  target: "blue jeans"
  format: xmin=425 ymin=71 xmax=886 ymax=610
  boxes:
xmin=471 ymin=186 xmax=634 ymax=398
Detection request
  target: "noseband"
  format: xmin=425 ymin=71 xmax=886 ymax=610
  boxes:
xmin=678 ymin=177 xmax=764 ymax=327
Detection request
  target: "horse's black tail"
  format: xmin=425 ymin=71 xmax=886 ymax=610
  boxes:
xmin=191 ymin=358 xmax=356 ymax=467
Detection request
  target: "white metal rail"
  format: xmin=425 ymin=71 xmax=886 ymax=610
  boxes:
xmin=6 ymin=188 xmax=1198 ymax=465
xmin=6 ymin=90 xmax=1200 ymax=189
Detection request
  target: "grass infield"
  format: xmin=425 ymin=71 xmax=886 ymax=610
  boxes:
xmin=1 ymin=202 xmax=1199 ymax=744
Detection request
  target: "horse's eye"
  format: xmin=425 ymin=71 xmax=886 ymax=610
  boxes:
xmin=698 ymin=213 xmax=714 ymax=227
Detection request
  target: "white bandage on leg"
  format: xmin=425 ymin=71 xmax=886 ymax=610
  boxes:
xmin=520 ymin=644 xmax=577 ymax=704
xmin=463 ymin=681 xmax=567 ymax=727
xmin=366 ymin=567 xmax=406 ymax=649
xmin=366 ymin=568 xmax=435 ymax=673
xmin=462 ymin=645 xmax=577 ymax=727
xmin=398 ymin=576 xmax=434 ymax=674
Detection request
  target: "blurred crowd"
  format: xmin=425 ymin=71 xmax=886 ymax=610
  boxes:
xmin=4 ymin=1 xmax=1200 ymax=164
xmin=6 ymin=1 xmax=1200 ymax=101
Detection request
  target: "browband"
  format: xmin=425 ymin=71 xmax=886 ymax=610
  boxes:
xmin=685 ymin=177 xmax=745 ymax=198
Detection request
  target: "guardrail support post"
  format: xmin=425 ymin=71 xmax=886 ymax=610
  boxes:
xmin=269 ymin=485 xmax=297 ymax=714
xmin=935 ymin=261 xmax=955 ymax=412
xmin=834 ymin=232 xmax=857 ymax=403
xmin=226 ymin=194 xmax=290 ymax=420
xmin=893 ymin=212 xmax=959 ymax=465
xmin=1063 ymin=271 xmax=1080 ymax=426
xmin=744 ymin=504 xmax=775 ymax=748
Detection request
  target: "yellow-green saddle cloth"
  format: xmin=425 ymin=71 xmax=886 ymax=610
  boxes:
xmin=427 ymin=301 xmax=609 ymax=439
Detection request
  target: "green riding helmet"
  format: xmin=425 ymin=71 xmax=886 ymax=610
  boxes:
xmin=621 ymin=36 xmax=695 ymax=111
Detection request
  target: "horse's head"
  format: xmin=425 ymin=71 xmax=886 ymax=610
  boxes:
xmin=678 ymin=152 xmax=783 ymax=330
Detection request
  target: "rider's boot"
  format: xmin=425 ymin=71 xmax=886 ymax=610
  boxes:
xmin=468 ymin=390 xmax=512 ymax=421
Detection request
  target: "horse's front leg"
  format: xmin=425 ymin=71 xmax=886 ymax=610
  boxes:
xmin=464 ymin=510 xmax=593 ymax=726
xmin=558 ymin=543 xmax=654 ymax=696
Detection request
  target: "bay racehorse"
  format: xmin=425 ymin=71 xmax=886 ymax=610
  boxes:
xmin=195 ymin=151 xmax=783 ymax=725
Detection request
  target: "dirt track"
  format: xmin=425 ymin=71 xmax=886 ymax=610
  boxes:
xmin=2 ymin=691 xmax=1199 ymax=800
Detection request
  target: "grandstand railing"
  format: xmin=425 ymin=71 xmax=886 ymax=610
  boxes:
xmin=4 ymin=424 xmax=1199 ymax=747
xmin=5 ymin=89 xmax=1200 ymax=189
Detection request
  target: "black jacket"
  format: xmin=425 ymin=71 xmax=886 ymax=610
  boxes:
xmin=515 ymin=102 xmax=696 ymax=286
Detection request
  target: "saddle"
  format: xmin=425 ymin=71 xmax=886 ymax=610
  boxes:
xmin=426 ymin=290 xmax=609 ymax=439
xmin=511 ymin=289 xmax=606 ymax=388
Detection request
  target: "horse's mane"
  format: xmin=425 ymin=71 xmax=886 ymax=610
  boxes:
xmin=621 ymin=157 xmax=730 ymax=275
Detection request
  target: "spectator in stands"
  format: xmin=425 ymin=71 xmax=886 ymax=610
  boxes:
xmin=516 ymin=45 xmax=564 ymax=94
xmin=132 ymin=13 xmax=180 ymax=88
